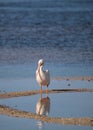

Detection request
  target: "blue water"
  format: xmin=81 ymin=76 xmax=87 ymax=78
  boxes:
xmin=0 ymin=0 xmax=93 ymax=65
xmin=0 ymin=1 xmax=93 ymax=130
xmin=0 ymin=115 xmax=92 ymax=130
xmin=0 ymin=63 xmax=93 ymax=79
xmin=0 ymin=0 xmax=93 ymax=78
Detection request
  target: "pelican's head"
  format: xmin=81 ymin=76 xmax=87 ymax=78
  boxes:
xmin=38 ymin=59 xmax=44 ymax=66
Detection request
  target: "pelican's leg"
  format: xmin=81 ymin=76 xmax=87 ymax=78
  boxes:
xmin=46 ymin=85 xmax=48 ymax=96
xmin=40 ymin=92 xmax=42 ymax=99
xmin=40 ymin=85 xmax=42 ymax=94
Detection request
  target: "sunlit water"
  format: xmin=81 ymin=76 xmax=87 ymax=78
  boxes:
xmin=0 ymin=0 xmax=93 ymax=130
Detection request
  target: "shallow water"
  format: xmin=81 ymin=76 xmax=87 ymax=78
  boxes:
xmin=0 ymin=92 xmax=93 ymax=118
xmin=0 ymin=78 xmax=93 ymax=93
xmin=0 ymin=63 xmax=93 ymax=79
xmin=0 ymin=115 xmax=92 ymax=130
xmin=0 ymin=91 xmax=93 ymax=130
xmin=0 ymin=0 xmax=93 ymax=130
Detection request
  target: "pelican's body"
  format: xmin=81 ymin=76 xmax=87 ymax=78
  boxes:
xmin=36 ymin=59 xmax=50 ymax=92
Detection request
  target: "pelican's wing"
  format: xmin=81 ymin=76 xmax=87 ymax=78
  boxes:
xmin=45 ymin=69 xmax=50 ymax=85
xmin=46 ymin=70 xmax=50 ymax=77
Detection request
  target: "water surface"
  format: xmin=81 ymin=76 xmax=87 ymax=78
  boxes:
xmin=0 ymin=0 xmax=93 ymax=130
xmin=0 ymin=0 xmax=93 ymax=65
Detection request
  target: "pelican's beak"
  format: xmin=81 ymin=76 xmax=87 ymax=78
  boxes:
xmin=40 ymin=63 xmax=44 ymax=66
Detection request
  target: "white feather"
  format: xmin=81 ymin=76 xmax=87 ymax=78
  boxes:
xmin=36 ymin=59 xmax=50 ymax=87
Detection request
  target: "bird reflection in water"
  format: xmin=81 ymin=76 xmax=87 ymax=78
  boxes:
xmin=36 ymin=93 xmax=50 ymax=130
xmin=36 ymin=94 xmax=50 ymax=116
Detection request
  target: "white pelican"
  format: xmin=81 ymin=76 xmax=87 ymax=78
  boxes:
xmin=36 ymin=59 xmax=50 ymax=93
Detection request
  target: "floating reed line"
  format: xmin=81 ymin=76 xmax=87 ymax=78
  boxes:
xmin=0 ymin=105 xmax=93 ymax=126
xmin=0 ymin=88 xmax=93 ymax=99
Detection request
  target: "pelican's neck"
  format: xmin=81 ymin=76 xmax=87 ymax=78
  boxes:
xmin=38 ymin=65 xmax=43 ymax=72
xmin=38 ymin=65 xmax=43 ymax=81
xmin=40 ymin=65 xmax=43 ymax=71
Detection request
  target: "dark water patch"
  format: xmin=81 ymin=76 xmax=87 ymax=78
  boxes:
xmin=0 ymin=0 xmax=93 ymax=65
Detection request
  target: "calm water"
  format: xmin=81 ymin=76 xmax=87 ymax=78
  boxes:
xmin=0 ymin=93 xmax=93 ymax=117
xmin=0 ymin=115 xmax=92 ymax=130
xmin=0 ymin=0 xmax=93 ymax=130
xmin=0 ymin=91 xmax=93 ymax=130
